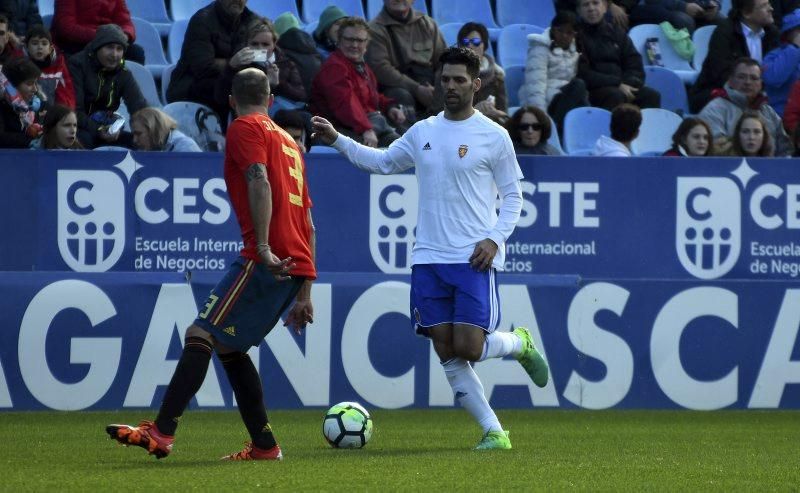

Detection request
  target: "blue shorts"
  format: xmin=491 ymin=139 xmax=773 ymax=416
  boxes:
xmin=194 ymin=256 xmax=303 ymax=351
xmin=410 ymin=263 xmax=500 ymax=337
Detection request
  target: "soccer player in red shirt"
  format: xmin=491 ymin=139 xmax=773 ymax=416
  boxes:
xmin=106 ymin=68 xmax=316 ymax=461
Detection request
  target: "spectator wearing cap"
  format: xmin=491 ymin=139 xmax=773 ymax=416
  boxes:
xmin=0 ymin=0 xmax=43 ymax=38
xmin=274 ymin=12 xmax=322 ymax=100
xmin=52 ymin=0 xmax=145 ymax=64
xmin=166 ymin=0 xmax=258 ymax=121
xmin=24 ymin=25 xmax=75 ymax=109
xmin=68 ymin=24 xmax=146 ymax=148
xmin=313 ymin=5 xmax=347 ymax=59
xmin=762 ymin=7 xmax=800 ymax=115
xmin=0 ymin=57 xmax=45 ymax=148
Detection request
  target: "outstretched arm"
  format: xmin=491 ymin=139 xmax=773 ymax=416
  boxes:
xmin=311 ymin=115 xmax=415 ymax=174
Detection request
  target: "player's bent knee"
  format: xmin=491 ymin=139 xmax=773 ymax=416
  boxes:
xmin=453 ymin=340 xmax=482 ymax=362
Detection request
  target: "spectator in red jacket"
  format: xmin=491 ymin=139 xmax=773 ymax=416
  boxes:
xmin=0 ymin=14 xmax=23 ymax=65
xmin=51 ymin=0 xmax=144 ymax=64
xmin=310 ymin=17 xmax=405 ymax=148
xmin=24 ymin=25 xmax=75 ymax=109
xmin=781 ymin=78 xmax=800 ymax=134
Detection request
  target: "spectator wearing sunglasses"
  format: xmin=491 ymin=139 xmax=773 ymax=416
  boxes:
xmin=520 ymin=10 xmax=588 ymax=137
xmin=453 ymin=22 xmax=508 ymax=124
xmin=506 ymin=106 xmax=562 ymax=155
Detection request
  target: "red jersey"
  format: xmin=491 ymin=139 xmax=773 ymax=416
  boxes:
xmin=224 ymin=113 xmax=316 ymax=279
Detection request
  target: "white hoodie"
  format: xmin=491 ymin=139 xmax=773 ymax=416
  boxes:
xmin=592 ymin=135 xmax=631 ymax=157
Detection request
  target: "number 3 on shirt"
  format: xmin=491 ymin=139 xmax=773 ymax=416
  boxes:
xmin=282 ymin=144 xmax=304 ymax=207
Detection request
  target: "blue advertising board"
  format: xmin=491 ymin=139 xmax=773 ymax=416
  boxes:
xmin=0 ymin=151 xmax=798 ymax=411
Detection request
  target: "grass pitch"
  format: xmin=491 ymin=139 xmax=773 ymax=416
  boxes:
xmin=1 ymin=409 xmax=798 ymax=491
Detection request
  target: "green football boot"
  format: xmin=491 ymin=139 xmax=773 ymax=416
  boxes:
xmin=513 ymin=327 xmax=549 ymax=388
xmin=474 ymin=430 xmax=512 ymax=450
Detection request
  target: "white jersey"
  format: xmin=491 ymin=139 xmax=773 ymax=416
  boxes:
xmin=332 ymin=110 xmax=524 ymax=270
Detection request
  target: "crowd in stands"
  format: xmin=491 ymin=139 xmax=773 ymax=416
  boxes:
xmin=0 ymin=0 xmax=799 ymax=158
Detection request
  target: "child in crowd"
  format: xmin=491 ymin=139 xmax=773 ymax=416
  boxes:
xmin=32 ymin=104 xmax=83 ymax=149
xmin=24 ymin=25 xmax=75 ymax=109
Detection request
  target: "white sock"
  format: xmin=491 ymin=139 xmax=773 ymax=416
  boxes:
xmin=479 ymin=331 xmax=523 ymax=362
xmin=442 ymin=358 xmax=502 ymax=433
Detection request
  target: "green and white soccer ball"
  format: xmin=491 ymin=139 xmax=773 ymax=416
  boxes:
xmin=322 ymin=401 xmax=373 ymax=449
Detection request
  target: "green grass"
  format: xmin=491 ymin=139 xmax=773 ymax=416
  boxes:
xmin=1 ymin=410 xmax=798 ymax=491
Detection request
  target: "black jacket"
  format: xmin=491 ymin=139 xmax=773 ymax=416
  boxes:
xmin=0 ymin=0 xmax=42 ymax=37
xmin=276 ymin=27 xmax=322 ymax=100
xmin=68 ymin=50 xmax=147 ymax=136
xmin=166 ymin=2 xmax=257 ymax=103
xmin=577 ymin=20 xmax=645 ymax=91
xmin=689 ymin=18 xmax=780 ymax=112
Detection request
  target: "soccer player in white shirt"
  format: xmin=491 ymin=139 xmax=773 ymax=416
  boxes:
xmin=312 ymin=47 xmax=549 ymax=450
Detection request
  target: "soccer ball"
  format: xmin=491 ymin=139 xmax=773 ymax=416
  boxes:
xmin=322 ymin=401 xmax=373 ymax=449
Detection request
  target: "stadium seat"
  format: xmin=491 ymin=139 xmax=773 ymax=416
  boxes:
xmin=431 ymin=0 xmax=500 ymax=37
xmin=563 ymin=106 xmax=611 ymax=155
xmin=162 ymin=101 xmax=225 ymax=151
xmin=127 ymin=0 xmax=172 ymax=36
xmin=302 ymin=0 xmax=365 ymax=24
xmin=644 ymin=66 xmax=689 ymax=116
xmin=366 ymin=0 xmax=427 ymax=19
xmin=547 ymin=114 xmax=564 ymax=154
xmin=39 ymin=0 xmax=54 ymax=16
xmin=248 ymin=0 xmax=301 ymax=21
xmin=125 ymin=61 xmax=163 ymax=108
xmin=304 ymin=20 xmax=319 ymax=35
xmin=720 ymin=0 xmax=733 ymax=16
xmin=497 ymin=24 xmax=543 ymax=68
xmin=168 ymin=19 xmax=190 ymax=64
xmin=692 ymin=25 xmax=716 ymax=70
xmin=495 ymin=0 xmax=555 ymax=28
xmin=161 ymin=64 xmax=176 ymax=104
xmin=94 ymin=146 xmax=131 ymax=151
xmin=171 ymin=0 xmax=210 ymax=21
xmin=628 ymin=24 xmax=698 ymax=84
xmin=631 ymin=108 xmax=683 ymax=156
xmin=131 ymin=18 xmax=169 ymax=78
xmin=504 ymin=65 xmax=525 ymax=108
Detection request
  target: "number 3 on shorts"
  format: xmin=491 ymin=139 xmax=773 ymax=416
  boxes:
xmin=198 ymin=294 xmax=219 ymax=319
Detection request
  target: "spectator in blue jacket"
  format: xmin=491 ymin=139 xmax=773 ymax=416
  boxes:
xmin=762 ymin=8 xmax=800 ymax=115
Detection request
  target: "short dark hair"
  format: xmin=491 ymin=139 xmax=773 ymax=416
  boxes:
xmin=273 ymin=109 xmax=306 ymax=130
xmin=438 ymin=46 xmax=480 ymax=79
xmin=506 ymin=106 xmax=552 ymax=143
xmin=732 ymin=111 xmax=773 ymax=157
xmin=26 ymin=24 xmax=52 ymax=43
xmin=731 ymin=0 xmax=756 ymax=21
xmin=0 ymin=14 xmax=8 ymax=27
xmin=2 ymin=57 xmax=41 ymax=87
xmin=457 ymin=22 xmax=489 ymax=48
xmin=731 ymin=56 xmax=761 ymax=76
xmin=671 ymin=117 xmax=713 ymax=155
xmin=551 ymin=10 xmax=578 ymax=29
xmin=610 ymin=103 xmax=642 ymax=143
xmin=231 ymin=67 xmax=270 ymax=106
